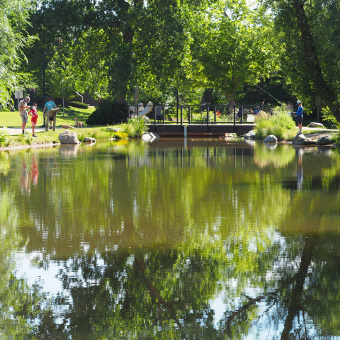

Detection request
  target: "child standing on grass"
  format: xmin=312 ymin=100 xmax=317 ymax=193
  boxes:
xmin=28 ymin=103 xmax=38 ymax=137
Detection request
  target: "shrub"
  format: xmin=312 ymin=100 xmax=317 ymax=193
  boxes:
xmin=86 ymin=101 xmax=128 ymax=125
xmin=331 ymin=132 xmax=340 ymax=144
xmin=0 ymin=127 xmax=10 ymax=146
xmin=322 ymin=106 xmax=340 ymax=129
xmin=16 ymin=133 xmax=32 ymax=145
xmin=255 ymin=112 xmax=296 ymax=140
xmin=68 ymin=101 xmax=89 ymax=109
xmin=119 ymin=118 xmax=148 ymax=137
xmin=111 ymin=131 xmax=129 ymax=139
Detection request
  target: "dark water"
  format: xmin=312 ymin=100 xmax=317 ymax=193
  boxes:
xmin=1 ymin=139 xmax=340 ymax=339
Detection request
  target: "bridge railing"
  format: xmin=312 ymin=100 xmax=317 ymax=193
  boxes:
xmin=128 ymin=104 xmax=271 ymax=126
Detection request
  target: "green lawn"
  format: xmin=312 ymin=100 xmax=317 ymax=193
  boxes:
xmin=0 ymin=106 xmax=96 ymax=128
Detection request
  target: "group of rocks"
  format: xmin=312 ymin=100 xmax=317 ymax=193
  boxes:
xmin=262 ymin=133 xmax=332 ymax=146
xmin=244 ymin=122 xmax=334 ymax=146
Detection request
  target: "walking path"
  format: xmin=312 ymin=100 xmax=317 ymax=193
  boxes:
xmin=6 ymin=127 xmax=60 ymax=135
xmin=301 ymin=127 xmax=338 ymax=140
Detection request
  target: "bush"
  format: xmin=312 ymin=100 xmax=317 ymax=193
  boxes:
xmin=0 ymin=127 xmax=10 ymax=146
xmin=322 ymin=106 xmax=340 ymax=129
xmin=15 ymin=133 xmax=32 ymax=145
xmin=119 ymin=118 xmax=148 ymax=137
xmin=86 ymin=101 xmax=128 ymax=125
xmin=111 ymin=131 xmax=129 ymax=139
xmin=68 ymin=101 xmax=89 ymax=109
xmin=255 ymin=112 xmax=296 ymax=140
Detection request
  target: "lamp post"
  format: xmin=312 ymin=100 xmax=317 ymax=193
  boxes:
xmin=42 ymin=52 xmax=47 ymax=127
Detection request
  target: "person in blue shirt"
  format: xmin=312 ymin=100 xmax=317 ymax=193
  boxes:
xmin=295 ymin=100 xmax=303 ymax=135
xmin=43 ymin=97 xmax=59 ymax=130
xmin=253 ymin=106 xmax=260 ymax=115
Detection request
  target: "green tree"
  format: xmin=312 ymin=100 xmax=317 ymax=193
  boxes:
xmin=187 ymin=0 xmax=280 ymax=104
xmin=269 ymin=0 xmax=340 ymax=119
xmin=0 ymin=0 xmax=35 ymax=106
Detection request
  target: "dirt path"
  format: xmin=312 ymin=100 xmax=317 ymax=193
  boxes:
xmin=301 ymin=127 xmax=338 ymax=141
xmin=6 ymin=127 xmax=60 ymax=136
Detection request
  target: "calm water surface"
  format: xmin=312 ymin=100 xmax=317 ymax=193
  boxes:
xmin=1 ymin=139 xmax=340 ymax=339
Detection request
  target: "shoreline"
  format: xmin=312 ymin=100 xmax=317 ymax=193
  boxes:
xmin=1 ymin=126 xmax=338 ymax=152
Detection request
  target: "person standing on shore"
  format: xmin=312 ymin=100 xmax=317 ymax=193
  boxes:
xmin=42 ymin=97 xmax=58 ymax=130
xmin=295 ymin=100 xmax=303 ymax=135
xmin=28 ymin=103 xmax=38 ymax=137
xmin=18 ymin=96 xmax=30 ymax=134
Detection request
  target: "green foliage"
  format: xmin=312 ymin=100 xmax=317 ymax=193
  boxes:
xmin=255 ymin=112 xmax=296 ymax=140
xmin=75 ymin=131 xmax=90 ymax=142
xmin=330 ymin=131 xmax=340 ymax=144
xmin=110 ymin=131 xmax=129 ymax=139
xmin=322 ymin=106 xmax=340 ymax=129
xmin=15 ymin=134 xmax=32 ymax=145
xmin=190 ymin=111 xmax=225 ymax=123
xmin=68 ymin=101 xmax=89 ymax=109
xmin=254 ymin=143 xmax=296 ymax=167
xmin=270 ymin=0 xmax=340 ymax=118
xmin=91 ymin=129 xmax=126 ymax=140
xmin=191 ymin=112 xmax=209 ymax=122
xmin=0 ymin=0 xmax=35 ymax=106
xmin=86 ymin=101 xmax=128 ymax=126
xmin=119 ymin=118 xmax=148 ymax=138
xmin=0 ymin=127 xmax=10 ymax=146
xmin=188 ymin=1 xmax=280 ymax=103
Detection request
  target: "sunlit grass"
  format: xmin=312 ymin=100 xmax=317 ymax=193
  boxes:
xmin=0 ymin=118 xmax=145 ymax=148
xmin=0 ymin=106 xmax=96 ymax=128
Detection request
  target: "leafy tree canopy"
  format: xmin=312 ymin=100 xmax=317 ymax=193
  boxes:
xmin=0 ymin=0 xmax=35 ymax=106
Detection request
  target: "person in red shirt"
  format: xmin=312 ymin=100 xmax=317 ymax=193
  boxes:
xmin=28 ymin=103 xmax=38 ymax=137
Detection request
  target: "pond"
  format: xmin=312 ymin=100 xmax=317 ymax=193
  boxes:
xmin=1 ymin=139 xmax=340 ymax=339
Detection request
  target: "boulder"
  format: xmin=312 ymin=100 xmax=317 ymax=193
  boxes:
xmin=263 ymin=135 xmax=277 ymax=143
xmin=316 ymin=135 xmax=332 ymax=145
xmin=244 ymin=130 xmax=256 ymax=140
xmin=141 ymin=132 xmax=160 ymax=142
xmin=292 ymin=134 xmax=316 ymax=146
xmin=308 ymin=122 xmax=324 ymax=128
xmin=83 ymin=137 xmax=96 ymax=143
xmin=58 ymin=130 xmax=80 ymax=144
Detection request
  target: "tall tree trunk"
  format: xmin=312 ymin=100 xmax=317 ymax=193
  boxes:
xmin=293 ymin=0 xmax=340 ymax=119
xmin=200 ymin=88 xmax=213 ymax=112
xmin=281 ymin=236 xmax=316 ymax=339
xmin=114 ymin=0 xmax=143 ymax=104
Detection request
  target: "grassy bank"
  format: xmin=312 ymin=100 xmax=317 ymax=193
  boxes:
xmin=0 ymin=105 xmax=95 ymax=128
xmin=0 ymin=124 xmax=147 ymax=149
xmin=0 ymin=106 xmax=148 ymax=149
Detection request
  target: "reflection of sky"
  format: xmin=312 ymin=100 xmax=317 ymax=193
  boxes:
xmin=15 ymin=250 xmax=238 ymax=329
xmin=14 ymin=243 xmax=319 ymax=338
xmin=14 ymin=251 xmax=67 ymax=296
xmin=207 ymin=231 xmax=319 ymax=338
xmin=14 ymin=251 xmax=72 ymax=325
xmin=210 ymin=291 xmax=318 ymax=339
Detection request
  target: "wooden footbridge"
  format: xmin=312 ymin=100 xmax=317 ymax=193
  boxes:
xmin=133 ymin=103 xmax=259 ymax=138
xmin=148 ymin=123 xmax=255 ymax=137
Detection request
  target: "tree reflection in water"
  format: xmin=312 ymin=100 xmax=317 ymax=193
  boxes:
xmin=1 ymin=141 xmax=340 ymax=338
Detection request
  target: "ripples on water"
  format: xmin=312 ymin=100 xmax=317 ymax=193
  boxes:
xmin=1 ymin=140 xmax=340 ymax=338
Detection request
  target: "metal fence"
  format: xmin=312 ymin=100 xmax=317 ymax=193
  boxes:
xmin=128 ymin=103 xmax=271 ymax=127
